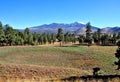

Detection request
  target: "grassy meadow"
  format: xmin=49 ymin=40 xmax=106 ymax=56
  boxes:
xmin=0 ymin=45 xmax=119 ymax=79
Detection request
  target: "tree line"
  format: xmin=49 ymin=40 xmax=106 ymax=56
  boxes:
xmin=0 ymin=21 xmax=120 ymax=46
xmin=78 ymin=22 xmax=120 ymax=46
xmin=0 ymin=21 xmax=76 ymax=46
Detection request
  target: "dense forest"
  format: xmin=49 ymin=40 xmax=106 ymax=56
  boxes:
xmin=0 ymin=21 xmax=120 ymax=46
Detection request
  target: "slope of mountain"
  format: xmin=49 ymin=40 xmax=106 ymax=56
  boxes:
xmin=28 ymin=22 xmax=98 ymax=34
xmin=19 ymin=22 xmax=120 ymax=35
xmin=101 ymin=27 xmax=120 ymax=34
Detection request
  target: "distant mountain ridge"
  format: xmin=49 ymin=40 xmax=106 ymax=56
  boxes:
xmin=26 ymin=22 xmax=120 ymax=35
xmin=101 ymin=27 xmax=120 ymax=34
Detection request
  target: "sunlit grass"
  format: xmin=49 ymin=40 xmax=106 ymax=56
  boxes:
xmin=0 ymin=46 xmax=118 ymax=75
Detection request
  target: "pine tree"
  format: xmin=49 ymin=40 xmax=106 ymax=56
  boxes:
xmin=117 ymin=32 xmax=120 ymax=40
xmin=78 ymin=35 xmax=85 ymax=44
xmin=64 ymin=32 xmax=69 ymax=43
xmin=97 ymin=28 xmax=101 ymax=45
xmin=114 ymin=41 xmax=120 ymax=70
xmin=0 ymin=22 xmax=5 ymax=46
xmin=71 ymin=34 xmax=76 ymax=44
xmin=57 ymin=28 xmax=64 ymax=46
xmin=93 ymin=32 xmax=98 ymax=43
xmin=112 ymin=33 xmax=117 ymax=45
xmin=24 ymin=28 xmax=34 ymax=45
xmin=38 ymin=34 xmax=43 ymax=45
xmin=24 ymin=28 xmax=30 ymax=45
xmin=5 ymin=24 xmax=16 ymax=46
xmin=43 ymin=33 xmax=48 ymax=44
xmin=101 ymin=34 xmax=111 ymax=46
xmin=47 ymin=34 xmax=52 ymax=44
xmin=33 ymin=32 xmax=38 ymax=45
xmin=28 ymin=33 xmax=34 ymax=45
xmin=51 ymin=33 xmax=56 ymax=44
xmin=86 ymin=22 xmax=92 ymax=46
xmin=15 ymin=34 xmax=24 ymax=45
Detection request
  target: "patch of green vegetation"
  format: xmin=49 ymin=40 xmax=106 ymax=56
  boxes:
xmin=91 ymin=53 xmax=116 ymax=74
xmin=0 ymin=48 xmax=15 ymax=56
xmin=57 ymin=46 xmax=89 ymax=53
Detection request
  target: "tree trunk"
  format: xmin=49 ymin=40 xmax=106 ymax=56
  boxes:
xmin=60 ymin=41 xmax=62 ymax=47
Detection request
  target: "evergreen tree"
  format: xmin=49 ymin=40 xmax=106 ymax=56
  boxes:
xmin=17 ymin=31 xmax=24 ymax=45
xmin=64 ymin=32 xmax=70 ymax=43
xmin=101 ymin=34 xmax=107 ymax=46
xmin=114 ymin=41 xmax=120 ymax=70
xmin=101 ymin=34 xmax=111 ymax=46
xmin=78 ymin=35 xmax=85 ymax=44
xmin=38 ymin=34 xmax=43 ymax=45
xmin=15 ymin=32 xmax=24 ymax=45
xmin=28 ymin=33 xmax=34 ymax=45
xmin=24 ymin=28 xmax=34 ymax=45
xmin=69 ymin=34 xmax=73 ymax=42
xmin=0 ymin=22 xmax=5 ymax=46
xmin=24 ymin=28 xmax=30 ymax=45
xmin=86 ymin=22 xmax=92 ymax=46
xmin=117 ymin=32 xmax=120 ymax=40
xmin=5 ymin=24 xmax=16 ymax=46
xmin=51 ymin=33 xmax=56 ymax=44
xmin=57 ymin=28 xmax=64 ymax=46
xmin=92 ymin=29 xmax=101 ymax=45
xmin=33 ymin=32 xmax=38 ymax=45
xmin=93 ymin=32 xmax=98 ymax=43
xmin=97 ymin=28 xmax=101 ymax=45
xmin=47 ymin=34 xmax=52 ymax=44
xmin=112 ymin=33 xmax=117 ymax=45
xmin=71 ymin=34 xmax=76 ymax=44
xmin=43 ymin=33 xmax=48 ymax=44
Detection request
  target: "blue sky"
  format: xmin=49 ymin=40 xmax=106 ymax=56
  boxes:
xmin=0 ymin=0 xmax=120 ymax=29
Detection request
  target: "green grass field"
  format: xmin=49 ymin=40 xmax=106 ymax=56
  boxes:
xmin=0 ymin=45 xmax=118 ymax=79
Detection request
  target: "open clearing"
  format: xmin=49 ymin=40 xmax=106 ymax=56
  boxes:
xmin=0 ymin=45 xmax=118 ymax=80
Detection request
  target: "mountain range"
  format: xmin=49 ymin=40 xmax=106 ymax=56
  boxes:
xmin=26 ymin=22 xmax=120 ymax=35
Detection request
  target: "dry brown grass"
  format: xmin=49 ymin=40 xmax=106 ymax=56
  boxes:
xmin=0 ymin=45 xmax=118 ymax=81
xmin=0 ymin=64 xmax=87 ymax=80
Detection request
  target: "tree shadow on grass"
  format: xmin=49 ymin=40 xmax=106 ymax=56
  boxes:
xmin=61 ymin=75 xmax=120 ymax=82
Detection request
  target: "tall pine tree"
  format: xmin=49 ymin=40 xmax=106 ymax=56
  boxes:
xmin=0 ymin=22 xmax=5 ymax=46
xmin=97 ymin=28 xmax=101 ymax=45
xmin=57 ymin=28 xmax=64 ymax=46
xmin=86 ymin=22 xmax=92 ymax=46
xmin=115 ymin=41 xmax=120 ymax=70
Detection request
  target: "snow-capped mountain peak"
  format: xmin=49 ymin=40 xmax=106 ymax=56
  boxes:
xmin=77 ymin=21 xmax=86 ymax=24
